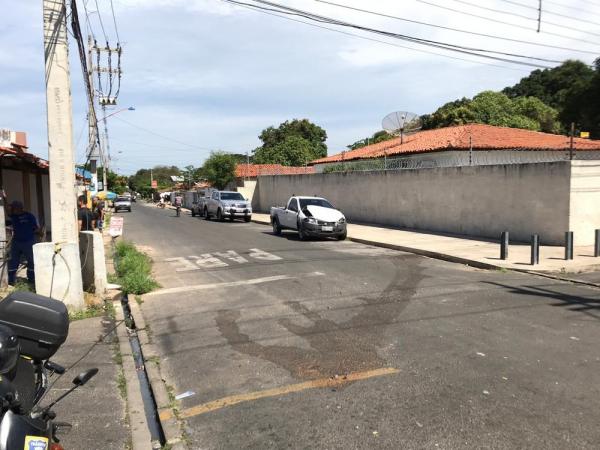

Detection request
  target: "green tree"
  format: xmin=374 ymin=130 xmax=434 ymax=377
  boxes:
xmin=128 ymin=165 xmax=180 ymax=192
xmin=253 ymin=119 xmax=328 ymax=165
xmin=202 ymin=151 xmax=237 ymax=189
xmin=347 ymin=130 xmax=395 ymax=150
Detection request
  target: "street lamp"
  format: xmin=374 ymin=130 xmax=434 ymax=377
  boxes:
xmin=100 ymin=106 xmax=134 ymax=191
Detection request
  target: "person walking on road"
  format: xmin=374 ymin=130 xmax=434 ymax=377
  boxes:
xmin=174 ymin=194 xmax=182 ymax=217
xmin=78 ymin=195 xmax=96 ymax=231
xmin=6 ymin=200 xmax=39 ymax=286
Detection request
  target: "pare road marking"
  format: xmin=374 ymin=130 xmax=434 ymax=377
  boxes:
xmin=165 ymin=248 xmax=281 ymax=272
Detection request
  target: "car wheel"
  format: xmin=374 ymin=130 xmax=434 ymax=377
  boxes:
xmin=272 ymin=218 xmax=281 ymax=235
xmin=217 ymin=209 xmax=223 ymax=221
xmin=297 ymin=221 xmax=307 ymax=241
xmin=337 ymin=231 xmax=347 ymax=241
xmin=204 ymin=207 xmax=211 ymax=220
xmin=191 ymin=209 xmax=196 ymax=217
xmin=244 ymin=216 xmax=251 ymax=223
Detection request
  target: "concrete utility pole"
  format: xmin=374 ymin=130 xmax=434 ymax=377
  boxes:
xmin=43 ymin=0 xmax=78 ymax=242
xmin=41 ymin=0 xmax=84 ymax=308
xmin=87 ymin=35 xmax=99 ymax=194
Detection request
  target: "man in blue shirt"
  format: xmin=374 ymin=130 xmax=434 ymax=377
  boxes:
xmin=7 ymin=200 xmax=39 ymax=286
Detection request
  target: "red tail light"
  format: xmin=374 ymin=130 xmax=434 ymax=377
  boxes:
xmin=50 ymin=444 xmax=64 ymax=450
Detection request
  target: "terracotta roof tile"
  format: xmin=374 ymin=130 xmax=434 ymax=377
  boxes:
xmin=236 ymin=164 xmax=315 ymax=177
xmin=311 ymin=124 xmax=600 ymax=165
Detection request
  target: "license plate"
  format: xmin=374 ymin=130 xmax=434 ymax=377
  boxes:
xmin=322 ymin=226 xmax=333 ymax=232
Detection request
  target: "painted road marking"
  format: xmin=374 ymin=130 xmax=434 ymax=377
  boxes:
xmin=146 ymin=271 xmax=325 ymax=296
xmin=166 ymin=248 xmax=281 ymax=272
xmin=159 ymin=367 xmax=399 ymax=421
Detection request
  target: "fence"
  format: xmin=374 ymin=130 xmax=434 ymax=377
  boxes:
xmin=318 ymin=150 xmax=600 ymax=174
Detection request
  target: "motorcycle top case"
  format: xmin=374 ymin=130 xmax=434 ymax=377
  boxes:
xmin=0 ymin=292 xmax=69 ymax=360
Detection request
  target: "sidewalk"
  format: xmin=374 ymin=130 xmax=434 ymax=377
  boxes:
xmin=252 ymin=213 xmax=600 ymax=276
xmin=49 ymin=315 xmax=130 ymax=450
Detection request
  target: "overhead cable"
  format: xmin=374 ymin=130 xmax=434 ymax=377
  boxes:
xmin=223 ymin=0 xmax=557 ymax=68
xmin=447 ymin=0 xmax=600 ymax=36
xmin=414 ymin=0 xmax=600 ymax=47
xmin=499 ymin=0 xmax=600 ymax=22
xmin=316 ymin=0 xmax=599 ymax=55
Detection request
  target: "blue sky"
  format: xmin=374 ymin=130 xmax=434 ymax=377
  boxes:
xmin=2 ymin=0 xmax=598 ymax=174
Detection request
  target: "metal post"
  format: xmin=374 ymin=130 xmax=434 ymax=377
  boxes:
xmin=531 ymin=234 xmax=539 ymax=266
xmin=595 ymin=229 xmax=600 ymax=257
xmin=500 ymin=231 xmax=509 ymax=260
xmin=565 ymin=231 xmax=574 ymax=260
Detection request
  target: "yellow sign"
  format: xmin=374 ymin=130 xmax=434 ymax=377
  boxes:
xmin=24 ymin=436 xmax=48 ymax=450
xmin=580 ymin=131 xmax=590 ymax=139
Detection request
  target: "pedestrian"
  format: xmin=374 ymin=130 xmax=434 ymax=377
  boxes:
xmin=77 ymin=195 xmax=96 ymax=231
xmin=6 ymin=200 xmax=39 ymax=286
xmin=93 ymin=198 xmax=105 ymax=232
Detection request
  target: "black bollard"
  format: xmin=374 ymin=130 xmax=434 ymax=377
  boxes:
xmin=565 ymin=231 xmax=574 ymax=260
xmin=531 ymin=234 xmax=539 ymax=266
xmin=595 ymin=229 xmax=600 ymax=258
xmin=500 ymin=231 xmax=509 ymax=260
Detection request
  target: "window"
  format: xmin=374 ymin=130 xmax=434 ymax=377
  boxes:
xmin=212 ymin=192 xmax=218 ymax=200
xmin=299 ymin=198 xmax=333 ymax=209
xmin=220 ymin=192 xmax=245 ymax=201
xmin=288 ymin=199 xmax=298 ymax=212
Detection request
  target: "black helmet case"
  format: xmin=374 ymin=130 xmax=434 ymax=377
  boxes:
xmin=0 ymin=324 xmax=19 ymax=375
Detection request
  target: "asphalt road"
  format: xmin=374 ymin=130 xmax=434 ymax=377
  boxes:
xmin=123 ymin=203 xmax=600 ymax=449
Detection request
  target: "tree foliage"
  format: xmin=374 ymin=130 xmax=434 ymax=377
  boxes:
xmin=347 ymin=130 xmax=395 ymax=150
xmin=253 ymin=119 xmax=328 ymax=165
xmin=202 ymin=151 xmax=237 ymax=190
xmin=128 ymin=165 xmax=180 ymax=194
xmin=421 ymin=91 xmax=560 ymax=133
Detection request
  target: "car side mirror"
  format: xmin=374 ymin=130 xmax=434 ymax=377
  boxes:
xmin=72 ymin=368 xmax=98 ymax=386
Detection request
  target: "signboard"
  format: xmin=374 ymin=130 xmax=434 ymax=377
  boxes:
xmin=151 ymin=180 xmax=157 ymax=188
xmin=109 ymin=216 xmax=124 ymax=237
xmin=580 ymin=131 xmax=590 ymax=139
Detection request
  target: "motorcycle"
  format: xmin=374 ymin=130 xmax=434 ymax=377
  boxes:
xmin=0 ymin=292 xmax=98 ymax=450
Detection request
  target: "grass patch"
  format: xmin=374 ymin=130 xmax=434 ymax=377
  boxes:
xmin=12 ymin=280 xmax=34 ymax=293
xmin=113 ymin=240 xmax=159 ymax=295
xmin=69 ymin=303 xmax=106 ymax=321
xmin=117 ymin=367 xmax=127 ymax=399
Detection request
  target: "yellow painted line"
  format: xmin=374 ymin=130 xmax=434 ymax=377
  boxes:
xmin=160 ymin=367 xmax=399 ymax=421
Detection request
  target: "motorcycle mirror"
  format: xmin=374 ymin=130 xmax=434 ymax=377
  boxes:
xmin=72 ymin=368 xmax=99 ymax=386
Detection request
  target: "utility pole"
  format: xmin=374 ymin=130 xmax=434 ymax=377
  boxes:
xmin=87 ymin=35 xmax=99 ymax=194
xmin=43 ymin=0 xmax=78 ymax=243
xmin=41 ymin=0 xmax=84 ymax=308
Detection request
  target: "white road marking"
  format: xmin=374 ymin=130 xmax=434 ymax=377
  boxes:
xmin=146 ymin=271 xmax=325 ymax=296
xmin=190 ymin=254 xmax=229 ymax=269
xmin=214 ymin=250 xmax=248 ymax=264
xmin=165 ymin=257 xmax=199 ymax=272
xmin=248 ymin=248 xmax=282 ymax=261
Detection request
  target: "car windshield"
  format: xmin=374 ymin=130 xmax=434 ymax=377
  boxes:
xmin=221 ymin=192 xmax=244 ymax=201
xmin=299 ymin=198 xmax=334 ymax=209
xmin=116 ymin=197 xmax=129 ymax=202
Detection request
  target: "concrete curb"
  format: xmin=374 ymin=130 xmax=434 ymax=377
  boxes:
xmin=129 ymin=299 xmax=188 ymax=450
xmin=114 ymin=302 xmax=154 ymax=450
xmin=251 ymin=217 xmax=600 ymax=289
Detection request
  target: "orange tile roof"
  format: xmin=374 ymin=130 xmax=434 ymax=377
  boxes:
xmin=236 ymin=164 xmax=315 ymax=177
xmin=311 ymin=124 xmax=600 ymax=165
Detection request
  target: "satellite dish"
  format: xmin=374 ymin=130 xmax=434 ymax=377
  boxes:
xmin=382 ymin=111 xmax=422 ymax=144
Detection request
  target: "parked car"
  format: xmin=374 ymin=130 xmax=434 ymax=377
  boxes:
xmin=205 ymin=191 xmax=252 ymax=222
xmin=114 ymin=196 xmax=132 ymax=212
xmin=191 ymin=188 xmax=215 ymax=217
xmin=270 ymin=196 xmax=346 ymax=240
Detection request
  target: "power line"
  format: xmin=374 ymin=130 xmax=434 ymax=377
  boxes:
xmin=447 ymin=0 xmax=600 ymax=36
xmin=414 ymin=0 xmax=600 ymax=47
xmin=231 ymin=1 xmax=526 ymax=70
xmin=92 ymin=0 xmax=109 ymax=43
xmin=500 ymin=0 xmax=600 ymax=22
xmin=109 ymin=0 xmax=121 ymax=43
xmin=316 ymin=0 xmax=599 ymax=56
xmin=223 ymin=0 xmax=558 ymax=68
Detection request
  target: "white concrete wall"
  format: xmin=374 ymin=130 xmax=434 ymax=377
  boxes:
xmin=569 ymin=161 xmax=600 ymax=246
xmin=255 ymin=162 xmax=575 ymax=245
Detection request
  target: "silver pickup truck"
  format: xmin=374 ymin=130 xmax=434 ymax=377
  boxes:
xmin=205 ymin=190 xmax=252 ymax=222
xmin=270 ymin=196 xmax=347 ymax=240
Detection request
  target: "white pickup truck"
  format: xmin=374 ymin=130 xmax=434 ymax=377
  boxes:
xmin=270 ymin=196 xmax=347 ymax=240
xmin=205 ymin=190 xmax=252 ymax=222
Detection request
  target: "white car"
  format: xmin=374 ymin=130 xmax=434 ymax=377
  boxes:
xmin=270 ymin=196 xmax=346 ymax=240
xmin=114 ymin=196 xmax=132 ymax=212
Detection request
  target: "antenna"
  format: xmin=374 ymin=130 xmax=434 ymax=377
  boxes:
xmin=382 ymin=111 xmax=422 ymax=144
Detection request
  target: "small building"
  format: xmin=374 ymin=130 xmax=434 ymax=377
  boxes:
xmin=310 ymin=124 xmax=600 ymax=172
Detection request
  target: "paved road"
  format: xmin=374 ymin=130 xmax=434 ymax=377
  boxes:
xmin=123 ymin=203 xmax=600 ymax=449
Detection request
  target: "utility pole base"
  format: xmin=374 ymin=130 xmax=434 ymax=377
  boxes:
xmin=34 ymin=242 xmax=85 ymax=310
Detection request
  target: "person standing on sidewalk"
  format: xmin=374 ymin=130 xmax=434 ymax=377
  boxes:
xmin=6 ymin=200 xmax=39 ymax=286
xmin=93 ymin=198 xmax=105 ymax=232
xmin=77 ymin=195 xmax=96 ymax=231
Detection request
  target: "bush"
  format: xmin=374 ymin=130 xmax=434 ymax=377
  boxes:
xmin=114 ymin=241 xmax=159 ymax=295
